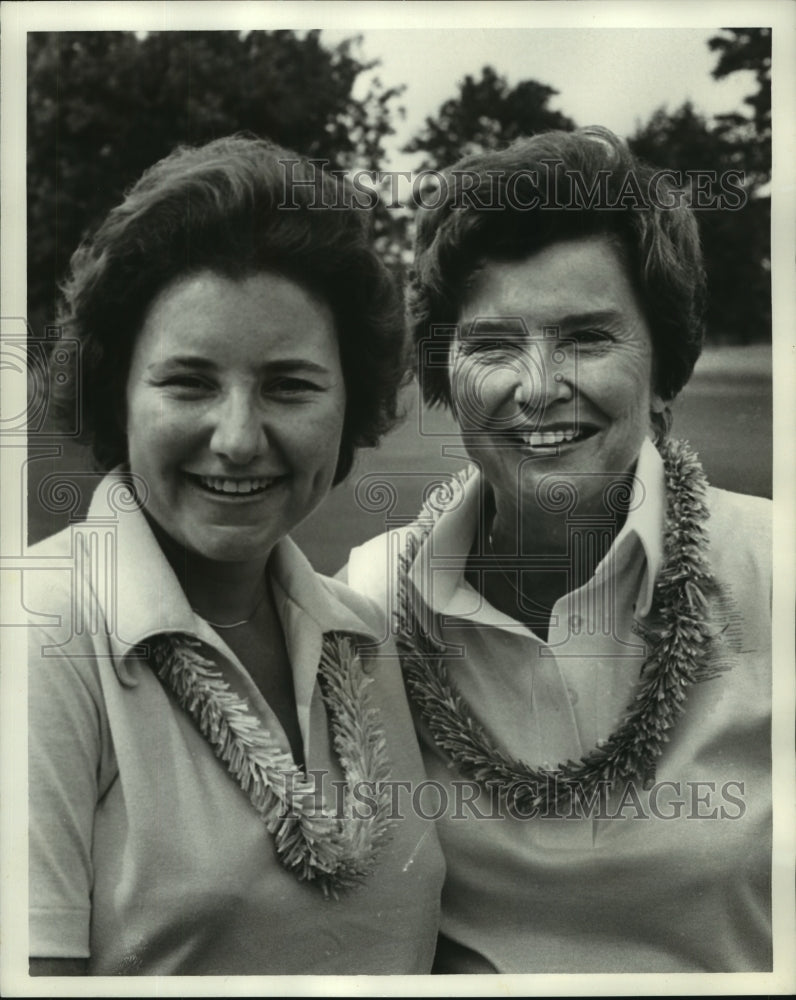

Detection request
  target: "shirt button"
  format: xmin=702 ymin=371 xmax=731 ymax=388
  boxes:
xmin=566 ymin=685 xmax=579 ymax=705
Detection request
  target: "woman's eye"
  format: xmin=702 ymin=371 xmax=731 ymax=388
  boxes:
xmin=161 ymin=374 xmax=212 ymax=391
xmin=267 ymin=377 xmax=321 ymax=395
xmin=572 ymin=329 xmax=610 ymax=345
xmin=464 ymin=339 xmax=521 ymax=358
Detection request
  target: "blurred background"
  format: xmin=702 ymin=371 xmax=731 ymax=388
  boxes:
xmin=25 ymin=26 xmax=772 ymax=572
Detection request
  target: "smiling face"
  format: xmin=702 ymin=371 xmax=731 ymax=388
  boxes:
xmin=450 ymin=235 xmax=661 ymax=513
xmin=125 ymin=269 xmax=346 ymax=564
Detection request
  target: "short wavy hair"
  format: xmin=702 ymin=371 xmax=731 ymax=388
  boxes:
xmin=410 ymin=126 xmax=706 ymax=408
xmin=52 ymin=135 xmax=406 ymax=483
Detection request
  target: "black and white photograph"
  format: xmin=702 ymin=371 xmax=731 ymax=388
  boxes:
xmin=1 ymin=1 xmax=794 ymax=995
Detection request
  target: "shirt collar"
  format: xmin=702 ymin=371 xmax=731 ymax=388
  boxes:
xmin=268 ymin=534 xmax=382 ymax=642
xmin=408 ymin=467 xmax=484 ymax=619
xmin=409 ymin=436 xmax=665 ymax=622
xmin=598 ymin=436 xmax=664 ymax=617
xmin=264 ymin=535 xmax=382 ymax=742
xmin=82 ymin=473 xmax=201 ymax=681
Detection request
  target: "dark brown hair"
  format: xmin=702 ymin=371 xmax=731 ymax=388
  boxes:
xmin=410 ymin=126 xmax=706 ymax=408
xmin=53 ymin=135 xmax=406 ymax=483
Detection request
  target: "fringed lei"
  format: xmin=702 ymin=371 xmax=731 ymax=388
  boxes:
xmin=395 ymin=438 xmax=724 ymax=811
xmin=149 ymin=632 xmax=394 ymax=897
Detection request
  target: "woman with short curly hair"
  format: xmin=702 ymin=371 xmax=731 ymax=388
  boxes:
xmin=54 ymin=134 xmax=407 ymax=481
xmin=346 ymin=126 xmax=771 ymax=973
xmin=27 ymin=135 xmax=443 ymax=976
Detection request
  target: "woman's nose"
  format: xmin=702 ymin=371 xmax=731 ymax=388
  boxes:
xmin=209 ymin=393 xmax=267 ymax=465
xmin=513 ymin=338 xmax=574 ymax=414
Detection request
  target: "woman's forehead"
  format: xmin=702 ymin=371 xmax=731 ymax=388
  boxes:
xmin=456 ymin=235 xmax=639 ymax=328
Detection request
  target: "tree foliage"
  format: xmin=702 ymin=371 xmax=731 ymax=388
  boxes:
xmin=629 ymin=101 xmax=770 ymax=344
xmin=707 ymin=27 xmax=772 ymax=190
xmin=404 ymin=65 xmax=574 ymax=168
xmin=629 ymin=101 xmax=740 ymax=173
xmin=27 ymin=31 xmax=773 ymax=346
xmin=405 ymin=46 xmax=770 ymax=345
xmin=629 ymin=29 xmax=773 ymax=343
xmin=27 ymin=30 xmax=405 ymax=328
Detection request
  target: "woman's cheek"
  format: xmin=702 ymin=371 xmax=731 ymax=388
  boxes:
xmin=587 ymin=352 xmax=652 ymax=411
xmin=451 ymin=361 xmax=517 ymax=430
xmin=287 ymin=401 xmax=345 ymax=454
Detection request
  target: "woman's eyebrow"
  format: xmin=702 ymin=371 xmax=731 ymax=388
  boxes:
xmin=460 ymin=317 xmax=528 ymax=339
xmin=147 ymin=356 xmax=333 ymax=375
xmin=556 ymin=309 xmax=623 ymax=329
xmin=147 ymin=355 xmax=217 ymax=372
xmin=458 ymin=310 xmax=624 ymax=340
xmin=264 ymin=358 xmax=333 ymax=376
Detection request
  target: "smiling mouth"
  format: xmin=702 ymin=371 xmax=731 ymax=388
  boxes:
xmin=186 ymin=473 xmax=284 ymax=496
xmin=515 ymin=427 xmax=597 ymax=451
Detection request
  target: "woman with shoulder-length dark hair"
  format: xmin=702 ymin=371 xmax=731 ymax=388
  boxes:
xmin=346 ymin=126 xmax=771 ymax=973
xmin=27 ymin=136 xmax=443 ymax=976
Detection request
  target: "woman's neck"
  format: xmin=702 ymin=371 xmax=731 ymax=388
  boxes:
xmin=146 ymin=513 xmax=270 ymax=623
xmin=487 ymin=474 xmax=632 ymax=599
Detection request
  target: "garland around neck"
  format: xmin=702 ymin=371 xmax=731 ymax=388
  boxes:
xmin=395 ymin=438 xmax=725 ymax=812
xmin=149 ymin=631 xmax=394 ymax=897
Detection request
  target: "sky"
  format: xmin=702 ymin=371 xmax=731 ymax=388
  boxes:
xmin=319 ymin=26 xmax=758 ymax=171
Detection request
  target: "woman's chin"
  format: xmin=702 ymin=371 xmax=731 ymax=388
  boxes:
xmin=176 ymin=529 xmax=275 ymax=566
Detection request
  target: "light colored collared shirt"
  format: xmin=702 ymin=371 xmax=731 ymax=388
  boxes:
xmin=347 ymin=440 xmax=772 ymax=973
xmin=27 ymin=473 xmax=443 ymax=975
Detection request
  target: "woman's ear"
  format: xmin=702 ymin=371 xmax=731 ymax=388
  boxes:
xmin=649 ymin=394 xmax=672 ymax=444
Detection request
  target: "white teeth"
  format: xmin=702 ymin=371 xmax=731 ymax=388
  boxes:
xmin=522 ymin=428 xmax=579 ymax=447
xmin=198 ymin=475 xmax=273 ymax=494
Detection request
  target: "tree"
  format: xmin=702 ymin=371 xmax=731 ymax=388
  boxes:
xmin=708 ymin=27 xmax=771 ymax=189
xmin=26 ymin=30 xmax=405 ymax=329
xmin=629 ymin=101 xmax=743 ymax=173
xmin=404 ymin=65 xmax=574 ymax=168
xmin=629 ymin=101 xmax=769 ymax=344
